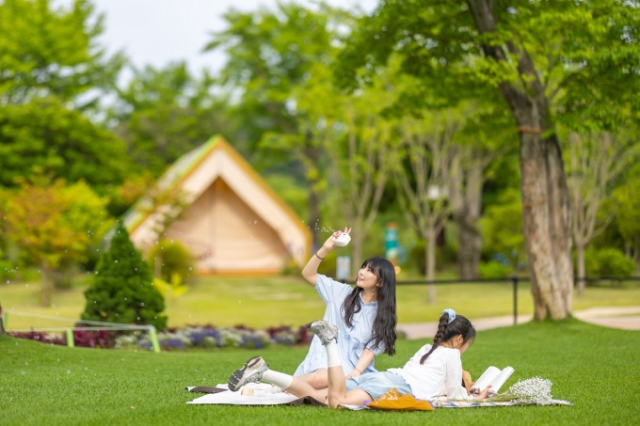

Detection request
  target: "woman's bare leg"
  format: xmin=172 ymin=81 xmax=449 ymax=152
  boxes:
xmin=282 ymin=377 xmax=328 ymax=403
xmin=296 ymin=369 xmax=329 ymax=389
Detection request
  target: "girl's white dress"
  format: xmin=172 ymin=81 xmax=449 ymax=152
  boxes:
xmin=294 ymin=274 xmax=384 ymax=376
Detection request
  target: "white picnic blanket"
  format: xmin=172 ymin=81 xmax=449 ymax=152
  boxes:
xmin=187 ymin=384 xmax=301 ymax=406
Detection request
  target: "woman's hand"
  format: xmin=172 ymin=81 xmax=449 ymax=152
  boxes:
xmin=346 ymin=368 xmax=362 ymax=379
xmin=302 ymin=227 xmax=351 ymax=285
xmin=321 ymin=227 xmax=351 ymax=252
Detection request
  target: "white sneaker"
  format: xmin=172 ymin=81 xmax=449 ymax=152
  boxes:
xmin=228 ymin=356 xmax=268 ymax=392
xmin=307 ymin=320 xmax=339 ymax=345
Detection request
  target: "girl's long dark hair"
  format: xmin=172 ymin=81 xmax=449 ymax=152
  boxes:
xmin=342 ymin=257 xmax=397 ymax=356
xmin=420 ymin=312 xmax=475 ymax=364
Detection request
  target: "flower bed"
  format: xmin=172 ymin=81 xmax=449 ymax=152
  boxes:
xmin=9 ymin=324 xmax=311 ymax=351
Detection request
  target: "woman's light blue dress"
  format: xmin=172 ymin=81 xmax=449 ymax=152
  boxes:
xmin=294 ymin=274 xmax=384 ymax=376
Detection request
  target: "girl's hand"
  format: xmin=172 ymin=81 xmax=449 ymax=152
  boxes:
xmin=476 ymin=385 xmax=492 ymax=400
xmin=322 ymin=227 xmax=351 ymax=251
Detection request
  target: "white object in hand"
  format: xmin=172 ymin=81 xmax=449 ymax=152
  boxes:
xmin=332 ymin=233 xmax=351 ymax=247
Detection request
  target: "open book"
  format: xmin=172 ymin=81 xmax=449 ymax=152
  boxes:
xmin=470 ymin=366 xmax=514 ymax=394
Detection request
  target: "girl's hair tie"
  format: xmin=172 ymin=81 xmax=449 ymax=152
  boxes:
xmin=442 ymin=308 xmax=456 ymax=323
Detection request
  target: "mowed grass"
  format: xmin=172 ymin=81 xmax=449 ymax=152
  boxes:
xmin=2 ymin=318 xmax=639 ymax=426
xmin=2 ymin=275 xmax=640 ymax=330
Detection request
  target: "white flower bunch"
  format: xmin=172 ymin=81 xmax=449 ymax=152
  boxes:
xmin=492 ymin=377 xmax=554 ymax=405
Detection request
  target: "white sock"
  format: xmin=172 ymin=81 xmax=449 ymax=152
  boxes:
xmin=326 ymin=340 xmax=342 ymax=369
xmin=262 ymin=369 xmax=293 ymax=390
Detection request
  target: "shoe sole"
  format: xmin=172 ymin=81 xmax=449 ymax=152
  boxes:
xmin=307 ymin=321 xmax=338 ymax=344
xmin=228 ymin=356 xmax=265 ymax=392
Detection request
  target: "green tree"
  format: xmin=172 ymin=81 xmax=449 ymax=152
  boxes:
xmin=82 ymin=222 xmax=167 ymax=330
xmin=0 ymin=97 xmax=130 ymax=190
xmin=0 ymin=0 xmax=123 ymax=107
xmin=4 ymin=177 xmax=111 ymax=305
xmin=564 ymin=130 xmax=638 ymax=293
xmin=613 ymin=169 xmax=640 ymax=275
xmin=110 ymin=62 xmax=234 ymax=177
xmin=206 ymin=3 xmax=359 ymax=248
xmin=338 ymin=0 xmax=640 ymax=320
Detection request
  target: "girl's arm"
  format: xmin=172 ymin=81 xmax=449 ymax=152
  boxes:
xmin=301 ymin=228 xmax=350 ymax=285
xmin=346 ymin=348 xmax=375 ymax=378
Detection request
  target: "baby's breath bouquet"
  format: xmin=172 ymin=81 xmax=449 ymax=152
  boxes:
xmin=488 ymin=377 xmax=554 ymax=405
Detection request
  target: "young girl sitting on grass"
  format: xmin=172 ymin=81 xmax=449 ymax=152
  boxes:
xmin=228 ymin=309 xmax=492 ymax=407
xmin=293 ymin=227 xmax=397 ymax=390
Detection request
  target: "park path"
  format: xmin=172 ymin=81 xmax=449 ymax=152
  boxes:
xmin=397 ymin=306 xmax=640 ymax=339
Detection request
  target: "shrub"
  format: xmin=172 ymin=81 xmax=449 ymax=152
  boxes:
xmin=82 ymin=222 xmax=168 ymax=331
xmin=479 ymin=260 xmax=513 ymax=279
xmin=585 ymin=248 xmax=635 ymax=279
xmin=147 ymin=239 xmax=195 ymax=283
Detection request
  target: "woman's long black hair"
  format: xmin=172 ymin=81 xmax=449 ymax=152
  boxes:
xmin=420 ymin=311 xmax=476 ymax=364
xmin=342 ymin=257 xmax=397 ymax=356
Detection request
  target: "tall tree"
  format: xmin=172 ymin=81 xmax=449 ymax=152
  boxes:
xmin=321 ymin=81 xmax=396 ymax=274
xmin=110 ymin=62 xmax=233 ymax=177
xmin=338 ymin=0 xmax=640 ymax=320
xmin=394 ymin=112 xmax=459 ymax=302
xmin=0 ymin=98 xmax=129 ymax=190
xmin=205 ymin=3 xmax=358 ymax=248
xmin=4 ymin=177 xmax=111 ymax=306
xmin=565 ymin=131 xmax=637 ymax=293
xmin=0 ymin=0 xmax=123 ymax=108
xmin=448 ymin=102 xmax=515 ymax=279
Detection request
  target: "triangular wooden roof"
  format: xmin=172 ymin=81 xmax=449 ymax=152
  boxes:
xmin=122 ymin=135 xmax=310 ymax=266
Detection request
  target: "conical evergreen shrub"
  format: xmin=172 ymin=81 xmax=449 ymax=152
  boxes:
xmin=82 ymin=222 xmax=167 ymax=330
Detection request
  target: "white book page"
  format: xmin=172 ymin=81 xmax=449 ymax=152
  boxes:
xmin=489 ymin=366 xmax=514 ymax=393
xmin=471 ymin=366 xmax=500 ymax=391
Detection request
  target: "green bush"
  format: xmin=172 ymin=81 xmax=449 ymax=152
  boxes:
xmin=82 ymin=222 xmax=168 ymax=331
xmin=478 ymin=260 xmax=512 ymax=279
xmin=147 ymin=239 xmax=195 ymax=283
xmin=585 ymin=248 xmax=635 ymax=278
xmin=0 ymin=259 xmax=16 ymax=283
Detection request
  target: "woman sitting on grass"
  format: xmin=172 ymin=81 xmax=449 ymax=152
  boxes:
xmin=293 ymin=227 xmax=397 ymax=390
xmin=228 ymin=309 xmax=492 ymax=407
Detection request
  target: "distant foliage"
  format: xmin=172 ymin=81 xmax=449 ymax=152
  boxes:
xmin=147 ymin=239 xmax=195 ymax=283
xmin=479 ymin=260 xmax=512 ymax=280
xmin=0 ymin=98 xmax=129 ymax=190
xmin=585 ymin=248 xmax=635 ymax=279
xmin=4 ymin=178 xmax=112 ymax=305
xmin=82 ymin=223 xmax=167 ymax=330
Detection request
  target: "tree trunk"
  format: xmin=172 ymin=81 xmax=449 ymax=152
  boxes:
xmin=466 ymin=0 xmax=574 ymax=320
xmin=519 ymin=133 xmax=573 ymax=320
xmin=426 ymin=227 xmax=437 ymax=303
xmin=576 ymin=242 xmax=586 ymax=295
xmin=457 ymin=164 xmax=483 ymax=280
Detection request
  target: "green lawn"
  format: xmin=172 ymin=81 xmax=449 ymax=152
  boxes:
xmin=2 ymin=276 xmax=640 ymax=330
xmin=2 ymin=318 xmax=639 ymax=425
